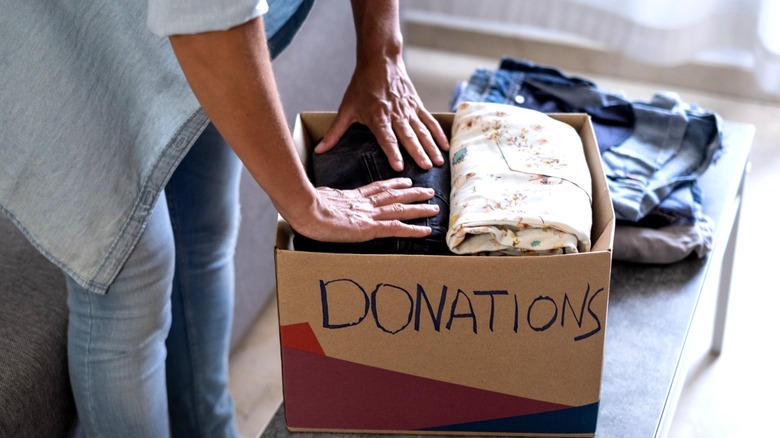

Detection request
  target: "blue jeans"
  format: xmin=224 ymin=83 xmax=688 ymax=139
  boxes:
xmin=451 ymin=57 xmax=723 ymax=224
xmin=66 ymin=123 xmax=242 ymax=437
xmin=266 ymin=0 xmax=314 ymax=60
xmin=293 ymin=123 xmax=452 ymax=255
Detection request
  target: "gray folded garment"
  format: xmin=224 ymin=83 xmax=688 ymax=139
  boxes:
xmin=612 ymin=217 xmax=713 ymax=264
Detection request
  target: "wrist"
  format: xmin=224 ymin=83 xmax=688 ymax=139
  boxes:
xmin=351 ymin=0 xmax=403 ymax=65
xmin=275 ymin=184 xmax=320 ymax=233
xmin=356 ymin=31 xmax=403 ymax=63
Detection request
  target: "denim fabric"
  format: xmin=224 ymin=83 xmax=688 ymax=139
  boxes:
xmin=293 ymin=123 xmax=453 ymax=255
xmin=634 ymin=181 xmax=701 ymax=228
xmin=450 ymin=57 xmax=723 ymax=224
xmin=601 ymin=92 xmax=722 ymax=223
xmin=0 ymin=0 xmax=302 ymax=294
xmin=613 ymin=180 xmax=713 ymax=262
xmin=163 ymin=124 xmax=242 ymax=437
xmin=66 ymin=202 xmax=176 ymax=437
xmin=266 ymin=0 xmax=313 ymax=59
xmin=1 ymin=0 xmax=205 ymax=294
xmin=66 ymin=124 xmax=242 ymax=437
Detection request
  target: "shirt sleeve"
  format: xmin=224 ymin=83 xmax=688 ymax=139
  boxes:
xmin=147 ymin=0 xmax=269 ymax=37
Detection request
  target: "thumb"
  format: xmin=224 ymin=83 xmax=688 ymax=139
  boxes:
xmin=314 ymin=113 xmax=355 ymax=154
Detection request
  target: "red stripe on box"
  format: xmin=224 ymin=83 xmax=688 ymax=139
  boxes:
xmin=279 ymin=323 xmax=325 ymax=356
xmin=282 ymin=347 xmax=571 ymax=431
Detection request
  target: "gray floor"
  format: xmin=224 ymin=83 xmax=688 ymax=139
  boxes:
xmin=229 ymin=47 xmax=780 ymax=437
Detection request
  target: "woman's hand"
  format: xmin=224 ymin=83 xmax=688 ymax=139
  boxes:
xmin=314 ymin=58 xmax=449 ymax=172
xmin=313 ymin=0 xmax=449 ymax=173
xmin=291 ymin=177 xmax=439 ymax=242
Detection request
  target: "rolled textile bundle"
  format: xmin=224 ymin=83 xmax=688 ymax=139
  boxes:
xmin=446 ymin=102 xmax=593 ymax=255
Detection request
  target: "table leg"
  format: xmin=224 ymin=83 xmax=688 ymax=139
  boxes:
xmin=710 ymin=172 xmax=745 ymax=355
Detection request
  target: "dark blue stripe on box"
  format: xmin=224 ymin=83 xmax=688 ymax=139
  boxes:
xmin=421 ymin=401 xmax=599 ymax=434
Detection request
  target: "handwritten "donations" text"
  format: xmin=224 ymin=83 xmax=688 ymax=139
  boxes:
xmin=318 ymin=279 xmax=604 ymax=342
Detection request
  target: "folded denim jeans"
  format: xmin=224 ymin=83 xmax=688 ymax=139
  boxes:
xmin=450 ymin=57 xmax=723 ymax=224
xmin=293 ymin=123 xmax=452 ymax=255
xmin=636 ymin=180 xmax=701 ymax=228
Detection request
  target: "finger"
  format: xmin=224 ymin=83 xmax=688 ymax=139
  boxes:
xmin=369 ymin=221 xmax=433 ymax=239
xmin=418 ymin=110 xmax=450 ymax=152
xmin=410 ymin=117 xmax=444 ymax=167
xmin=315 ymin=112 xmax=355 ymax=154
xmin=393 ymin=119 xmax=432 ymax=170
xmin=355 ymin=178 xmax=414 ymax=197
xmin=368 ymin=120 xmax=405 ymax=172
xmin=373 ymin=203 xmax=440 ymax=221
xmin=369 ymin=186 xmax=435 ymax=206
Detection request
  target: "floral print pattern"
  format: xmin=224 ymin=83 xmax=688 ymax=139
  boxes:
xmin=446 ymin=102 xmax=593 ymax=255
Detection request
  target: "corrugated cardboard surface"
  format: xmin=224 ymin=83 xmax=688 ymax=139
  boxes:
xmin=275 ymin=112 xmax=614 ymax=436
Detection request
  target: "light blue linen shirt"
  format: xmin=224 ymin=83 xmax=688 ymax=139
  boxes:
xmin=0 ymin=0 xmax=302 ymax=294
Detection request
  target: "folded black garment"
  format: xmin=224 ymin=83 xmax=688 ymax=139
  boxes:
xmin=293 ymin=123 xmax=452 ymax=255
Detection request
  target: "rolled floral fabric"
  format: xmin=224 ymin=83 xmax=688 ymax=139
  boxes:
xmin=446 ymin=102 xmax=592 ymax=255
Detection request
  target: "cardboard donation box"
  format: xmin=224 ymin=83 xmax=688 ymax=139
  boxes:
xmin=274 ymin=112 xmax=615 ymax=436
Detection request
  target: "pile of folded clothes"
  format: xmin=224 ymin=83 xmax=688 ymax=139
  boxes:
xmin=450 ymin=57 xmax=724 ymax=264
xmin=295 ymin=57 xmax=722 ymax=265
xmin=294 ymin=101 xmax=595 ymax=258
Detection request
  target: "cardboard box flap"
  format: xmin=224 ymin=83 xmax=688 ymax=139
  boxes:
xmin=558 ymin=114 xmax=615 ymax=253
xmin=275 ymin=215 xmax=294 ymax=250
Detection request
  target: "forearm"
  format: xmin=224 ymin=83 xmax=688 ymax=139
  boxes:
xmin=169 ymin=17 xmax=316 ymax=228
xmin=350 ymin=0 xmax=403 ymax=65
xmin=316 ymin=0 xmax=447 ymax=171
xmin=168 ymin=11 xmax=438 ymax=243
